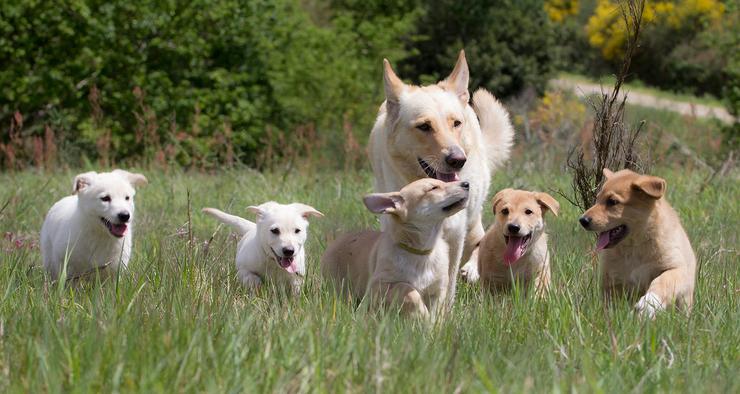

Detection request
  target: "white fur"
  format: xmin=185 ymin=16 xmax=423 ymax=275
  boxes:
xmin=203 ymin=202 xmax=322 ymax=294
xmin=635 ymin=291 xmax=665 ymax=319
xmin=40 ymin=170 xmax=147 ymax=280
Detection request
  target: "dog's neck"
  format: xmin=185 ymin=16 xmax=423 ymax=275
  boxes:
xmin=389 ymin=219 xmax=443 ymax=255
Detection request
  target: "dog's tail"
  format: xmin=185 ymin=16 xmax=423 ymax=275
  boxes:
xmin=202 ymin=208 xmax=255 ymax=236
xmin=472 ymin=88 xmax=515 ymax=171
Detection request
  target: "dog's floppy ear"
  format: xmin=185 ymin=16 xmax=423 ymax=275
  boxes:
xmin=491 ymin=188 xmax=513 ymax=214
xmin=113 ymin=169 xmax=148 ymax=188
xmin=535 ymin=192 xmax=560 ymax=217
xmin=72 ymin=171 xmax=97 ymax=194
xmin=383 ymin=59 xmax=405 ymax=123
xmin=363 ymin=192 xmax=405 ymax=216
xmin=602 ymin=168 xmax=615 ymax=179
xmin=441 ymin=50 xmax=470 ymax=103
xmin=292 ymin=203 xmax=324 ymax=219
xmin=631 ymin=175 xmax=666 ymax=199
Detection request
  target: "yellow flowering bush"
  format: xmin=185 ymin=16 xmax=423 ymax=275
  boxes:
xmin=586 ymin=0 xmax=725 ymax=60
xmin=545 ymin=0 xmax=579 ymax=22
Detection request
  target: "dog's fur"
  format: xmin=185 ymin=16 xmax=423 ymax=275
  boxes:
xmin=579 ymin=169 xmax=696 ymax=318
xmin=477 ymin=189 xmax=559 ymax=296
xmin=368 ymin=50 xmax=514 ymax=303
xmin=321 ymin=178 xmax=469 ymax=319
xmin=203 ymin=202 xmax=322 ymax=294
xmin=41 ymin=170 xmax=148 ymax=280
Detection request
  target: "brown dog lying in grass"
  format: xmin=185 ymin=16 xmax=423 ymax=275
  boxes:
xmin=322 ymin=178 xmax=470 ymax=319
xmin=478 ymin=189 xmax=559 ymax=296
xmin=579 ymin=169 xmax=696 ymax=318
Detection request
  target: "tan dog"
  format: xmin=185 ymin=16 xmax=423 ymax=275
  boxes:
xmin=368 ymin=50 xmax=514 ymax=304
xmin=322 ymin=178 xmax=470 ymax=319
xmin=579 ymin=169 xmax=696 ymax=318
xmin=477 ymin=189 xmax=559 ymax=296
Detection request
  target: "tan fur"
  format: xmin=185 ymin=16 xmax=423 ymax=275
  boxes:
xmin=368 ymin=50 xmax=515 ymax=304
xmin=478 ymin=189 xmax=559 ymax=296
xmin=321 ymin=179 xmax=469 ymax=319
xmin=580 ymin=169 xmax=696 ymax=318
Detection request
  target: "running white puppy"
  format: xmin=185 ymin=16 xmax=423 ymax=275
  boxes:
xmin=203 ymin=202 xmax=323 ymax=293
xmin=41 ymin=169 xmax=148 ymax=280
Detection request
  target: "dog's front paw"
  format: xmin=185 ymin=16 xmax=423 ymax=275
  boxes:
xmin=460 ymin=261 xmax=480 ymax=283
xmin=239 ymin=272 xmax=263 ymax=293
xmin=634 ymin=292 xmax=664 ymax=319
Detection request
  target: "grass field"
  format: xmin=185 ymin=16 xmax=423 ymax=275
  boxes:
xmin=0 ymin=162 xmax=737 ymax=392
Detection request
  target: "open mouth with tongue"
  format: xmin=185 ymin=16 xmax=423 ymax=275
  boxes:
xmin=271 ymin=249 xmax=298 ymax=274
xmin=418 ymin=158 xmax=459 ymax=182
xmin=596 ymin=225 xmax=628 ymax=251
xmin=503 ymin=233 xmax=532 ymax=266
xmin=100 ymin=217 xmax=127 ymax=238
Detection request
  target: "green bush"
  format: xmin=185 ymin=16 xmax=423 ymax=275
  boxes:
xmin=400 ymin=0 xmax=557 ymax=98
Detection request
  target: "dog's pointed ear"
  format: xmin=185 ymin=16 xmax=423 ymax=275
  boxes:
xmin=441 ymin=50 xmax=469 ymax=103
xmin=293 ymin=203 xmax=324 ymax=219
xmin=602 ymin=168 xmax=615 ymax=179
xmin=112 ymin=169 xmax=148 ymax=187
xmin=363 ymin=192 xmax=405 ymax=216
xmin=383 ymin=59 xmax=405 ymax=123
xmin=72 ymin=171 xmax=97 ymax=194
xmin=491 ymin=188 xmax=513 ymax=214
xmin=632 ymin=175 xmax=666 ymax=199
xmin=535 ymin=192 xmax=560 ymax=217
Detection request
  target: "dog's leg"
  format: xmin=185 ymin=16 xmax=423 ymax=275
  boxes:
xmin=635 ymin=268 xmax=691 ymax=319
xmin=373 ymin=282 xmax=430 ymax=319
xmin=238 ymin=270 xmax=263 ymax=292
xmin=445 ymin=233 xmax=465 ymax=310
xmin=460 ymin=217 xmax=485 ymax=283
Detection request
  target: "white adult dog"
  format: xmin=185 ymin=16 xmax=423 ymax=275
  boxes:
xmin=368 ymin=50 xmax=514 ymax=303
xmin=41 ymin=170 xmax=148 ymax=280
xmin=203 ymin=202 xmax=323 ymax=294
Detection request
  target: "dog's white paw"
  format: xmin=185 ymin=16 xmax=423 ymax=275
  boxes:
xmin=634 ymin=292 xmax=664 ymax=319
xmin=460 ymin=261 xmax=480 ymax=283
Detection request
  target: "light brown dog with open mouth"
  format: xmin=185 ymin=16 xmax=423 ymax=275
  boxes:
xmin=478 ymin=189 xmax=559 ymax=296
xmin=579 ymin=169 xmax=696 ymax=318
xmin=322 ymin=178 xmax=470 ymax=319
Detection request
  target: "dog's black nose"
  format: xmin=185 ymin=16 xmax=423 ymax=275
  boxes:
xmin=579 ymin=216 xmax=591 ymax=229
xmin=445 ymin=147 xmax=467 ymax=169
xmin=117 ymin=212 xmax=131 ymax=223
xmin=282 ymin=247 xmax=294 ymax=257
xmin=507 ymin=224 xmax=520 ymax=234
xmin=460 ymin=181 xmax=470 ymax=190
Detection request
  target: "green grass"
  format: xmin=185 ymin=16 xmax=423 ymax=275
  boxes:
xmin=558 ymin=72 xmax=727 ymax=108
xmin=0 ymin=164 xmax=738 ymax=393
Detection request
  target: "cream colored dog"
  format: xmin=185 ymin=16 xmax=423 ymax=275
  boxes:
xmin=322 ymin=178 xmax=469 ymax=319
xmin=203 ymin=202 xmax=322 ymax=294
xmin=368 ymin=50 xmax=514 ymax=304
xmin=477 ymin=189 xmax=559 ymax=296
xmin=579 ymin=169 xmax=696 ymax=318
xmin=41 ymin=169 xmax=148 ymax=280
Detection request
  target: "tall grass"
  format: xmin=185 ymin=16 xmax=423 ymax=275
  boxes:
xmin=0 ymin=165 xmax=737 ymax=392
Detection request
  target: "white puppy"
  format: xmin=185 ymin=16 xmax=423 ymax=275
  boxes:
xmin=203 ymin=202 xmax=323 ymax=293
xmin=41 ymin=170 xmax=148 ymax=280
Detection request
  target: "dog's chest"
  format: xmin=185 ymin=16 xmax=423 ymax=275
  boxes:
xmin=395 ymin=248 xmax=449 ymax=294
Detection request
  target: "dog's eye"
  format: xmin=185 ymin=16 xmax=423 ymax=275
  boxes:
xmin=294 ymin=229 xmax=300 ymax=234
xmin=525 ymin=209 xmax=533 ymax=215
xmin=125 ymin=196 xmax=130 ymax=201
xmin=101 ymin=196 xmax=111 ymax=202
xmin=416 ymin=123 xmax=432 ymax=132
xmin=430 ymin=186 xmax=439 ymax=191
xmin=453 ymin=120 xmax=462 ymax=127
xmin=501 ymin=208 xmax=509 ymax=215
xmin=270 ymin=228 xmax=280 ymax=235
xmin=606 ymin=198 xmax=619 ymax=207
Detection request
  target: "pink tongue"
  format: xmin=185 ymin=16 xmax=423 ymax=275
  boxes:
xmin=503 ymin=237 xmax=527 ymax=266
xmin=437 ymin=172 xmax=460 ymax=182
xmin=110 ymin=223 xmax=127 ymax=237
xmin=280 ymin=257 xmax=298 ymax=274
xmin=596 ymin=232 xmax=610 ymax=251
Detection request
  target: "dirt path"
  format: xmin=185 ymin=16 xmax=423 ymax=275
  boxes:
xmin=551 ymin=78 xmax=735 ymax=124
